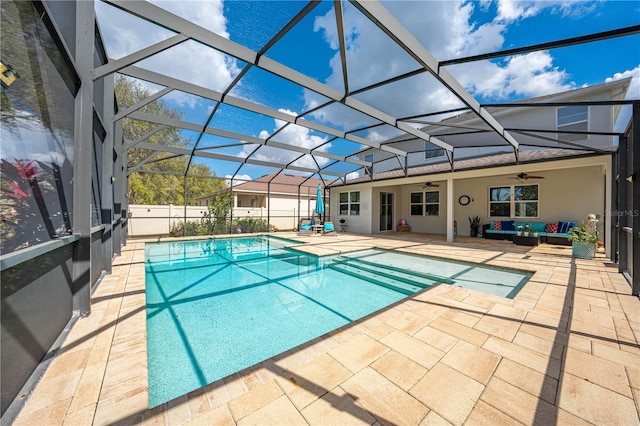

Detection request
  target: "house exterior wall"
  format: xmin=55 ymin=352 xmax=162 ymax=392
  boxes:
xmin=331 ymin=155 xmax=611 ymax=242
xmin=450 ymin=165 xmax=606 ymax=237
xmin=330 ymin=184 xmax=373 ymax=234
xmin=362 ymin=81 xmax=626 ymax=177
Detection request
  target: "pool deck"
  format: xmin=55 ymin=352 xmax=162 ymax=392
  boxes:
xmin=12 ymin=232 xmax=640 ymax=425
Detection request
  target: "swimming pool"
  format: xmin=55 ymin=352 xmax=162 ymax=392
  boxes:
xmin=145 ymin=236 xmax=531 ymax=406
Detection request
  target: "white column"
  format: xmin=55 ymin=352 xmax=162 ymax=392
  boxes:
xmin=447 ymin=178 xmax=454 ymax=242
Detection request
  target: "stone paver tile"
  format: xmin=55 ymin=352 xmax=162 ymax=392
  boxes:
xmin=379 ymin=330 xmax=444 ymax=369
xmin=592 ymin=341 xmax=640 ymax=369
xmin=441 ymin=309 xmax=482 ymax=328
xmin=166 ymin=395 xmax=192 ymax=425
xmin=223 ymin=374 xmax=249 ymax=400
xmin=564 ymin=347 xmax=632 ymax=397
xmin=301 ymin=386 xmax=375 ymax=425
xmin=567 ymin=333 xmax=592 ymax=353
xmin=328 ymin=334 xmax=389 ymax=373
xmin=441 ymin=340 xmax=501 ymax=384
xmin=558 ymin=372 xmax=639 ymax=425
xmin=183 ymin=404 xmax=235 ymax=425
xmin=410 ymin=363 xmax=484 ymax=425
xmin=62 ymin=403 xmax=97 ymax=426
xmin=93 ymin=384 xmax=148 ymax=425
xmin=237 ymin=395 xmax=307 ymax=425
xmin=493 ymin=358 xmax=558 ymax=405
xmin=356 ymin=316 xmax=396 ymax=340
xmin=419 ymin=410 xmax=451 ymax=425
xmin=513 ymin=330 xmax=564 ymax=359
xmin=481 ymin=377 xmax=565 ymax=425
xmin=465 ymin=400 xmax=523 ymax=426
xmin=627 ymin=365 xmax=640 ymax=390
xmin=406 ymin=299 xmax=449 ymax=321
xmin=67 ymin=364 xmax=107 ymax=414
xmin=413 ymin=325 xmax=459 ymax=352
xmin=17 ymin=369 xmax=82 ymax=414
xmin=371 ymin=350 xmax=427 ymax=391
xmin=341 ymin=367 xmax=429 ymax=426
xmin=227 ymin=380 xmax=283 ymax=421
xmin=186 ymin=387 xmax=212 ymax=419
xmin=205 ymin=380 xmax=231 ymax=409
xmin=473 ymin=304 xmax=526 ymax=342
xmin=44 ymin=348 xmax=90 ymax=378
xmin=482 ymin=336 xmax=561 ymax=379
xmin=14 ymin=398 xmax=71 ymax=426
xmin=429 ymin=317 xmax=489 ymax=347
xmin=570 ymin=319 xmax=618 ymax=347
xmin=572 ymin=308 xmax=616 ymax=330
xmin=384 ymin=310 xmax=432 ymax=334
xmin=275 ymin=353 xmax=352 ymax=410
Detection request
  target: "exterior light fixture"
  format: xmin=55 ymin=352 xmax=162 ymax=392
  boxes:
xmin=0 ymin=59 xmax=19 ymax=88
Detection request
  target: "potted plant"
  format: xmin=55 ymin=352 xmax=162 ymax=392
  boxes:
xmin=469 ymin=215 xmax=481 ymax=237
xmin=523 ymin=224 xmax=530 ymax=237
xmin=567 ymin=221 xmax=599 ymax=259
xmin=517 ymin=225 xmax=523 ymax=236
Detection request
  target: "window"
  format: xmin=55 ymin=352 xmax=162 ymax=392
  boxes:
xmin=557 ymin=106 xmax=588 ymax=142
xmin=425 ymin=149 xmax=445 ymax=159
xmin=489 ymin=184 xmax=539 ymax=218
xmin=339 ymin=191 xmax=360 ymax=215
xmin=364 ymin=153 xmax=373 ymax=176
xmin=410 ymin=191 xmax=440 ymax=216
xmin=410 ymin=192 xmax=423 ymax=216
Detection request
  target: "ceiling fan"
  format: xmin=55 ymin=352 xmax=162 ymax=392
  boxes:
xmin=419 ymin=181 xmax=440 ymax=188
xmin=512 ymin=173 xmax=545 ymax=181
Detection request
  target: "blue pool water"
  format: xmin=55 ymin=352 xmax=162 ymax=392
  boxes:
xmin=145 ymin=236 xmax=531 ymax=406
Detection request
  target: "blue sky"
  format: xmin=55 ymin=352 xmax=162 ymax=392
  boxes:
xmin=96 ymin=0 xmax=640 ymax=182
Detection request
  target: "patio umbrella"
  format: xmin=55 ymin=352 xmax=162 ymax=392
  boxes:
xmin=314 ymin=186 xmax=324 ymax=221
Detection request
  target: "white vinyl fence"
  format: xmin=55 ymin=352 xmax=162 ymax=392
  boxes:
xmin=127 ymin=204 xmax=315 ymax=237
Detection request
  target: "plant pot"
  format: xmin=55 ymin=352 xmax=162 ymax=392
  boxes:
xmin=523 ymin=232 xmax=529 ymax=237
xmin=470 ymin=228 xmax=478 ymax=237
xmin=572 ymin=241 xmax=596 ymax=259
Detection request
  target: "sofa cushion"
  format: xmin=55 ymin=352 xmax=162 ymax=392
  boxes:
xmin=545 ymin=223 xmax=559 ymax=233
xmin=493 ymin=221 xmax=502 ymax=230
xmin=300 ymin=225 xmax=312 ymax=230
xmin=531 ymin=222 xmax=546 ymax=232
xmin=501 ymin=220 xmax=515 ymax=231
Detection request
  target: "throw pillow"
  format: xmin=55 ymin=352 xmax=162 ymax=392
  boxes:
xmin=501 ymin=220 xmax=515 ymax=231
xmin=493 ymin=221 xmax=502 ymax=230
xmin=545 ymin=223 xmax=558 ymax=233
xmin=566 ymin=221 xmax=576 ymax=231
xmin=558 ymin=221 xmax=567 ymax=233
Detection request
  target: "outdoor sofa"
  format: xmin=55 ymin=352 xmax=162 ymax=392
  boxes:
xmin=482 ymin=220 xmax=576 ymax=245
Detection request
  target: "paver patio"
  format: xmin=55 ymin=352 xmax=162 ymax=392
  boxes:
xmin=12 ymin=233 xmax=640 ymax=425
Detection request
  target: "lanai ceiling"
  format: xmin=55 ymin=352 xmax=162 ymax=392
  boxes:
xmin=93 ymin=0 xmax=639 ymax=187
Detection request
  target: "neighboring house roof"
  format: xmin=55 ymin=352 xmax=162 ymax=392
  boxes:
xmin=197 ymin=173 xmax=326 ymax=200
xmin=332 ymin=148 xmax=607 ymax=186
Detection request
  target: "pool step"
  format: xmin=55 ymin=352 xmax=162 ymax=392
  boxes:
xmin=335 ymin=256 xmax=455 ymax=285
xmin=327 ymin=262 xmax=427 ymax=295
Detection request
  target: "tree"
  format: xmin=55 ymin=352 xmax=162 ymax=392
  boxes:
xmin=116 ymin=76 xmax=226 ymax=204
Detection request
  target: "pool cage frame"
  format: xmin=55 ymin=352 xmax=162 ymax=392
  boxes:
xmin=1 ymin=0 xmax=639 ymax=422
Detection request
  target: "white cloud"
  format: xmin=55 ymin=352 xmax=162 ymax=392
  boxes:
xmin=452 ymin=51 xmax=573 ymax=99
xmin=95 ymin=1 xmax=239 ymax=107
xmin=238 ymin=110 xmax=332 ymax=170
xmin=225 ymin=174 xmax=252 ymax=185
xmin=605 ymin=65 xmax=640 ymax=100
xmin=308 ymin=0 xmax=588 ymax=131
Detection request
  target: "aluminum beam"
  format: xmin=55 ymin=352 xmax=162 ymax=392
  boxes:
xmin=352 ymin=0 xmax=520 ymax=153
